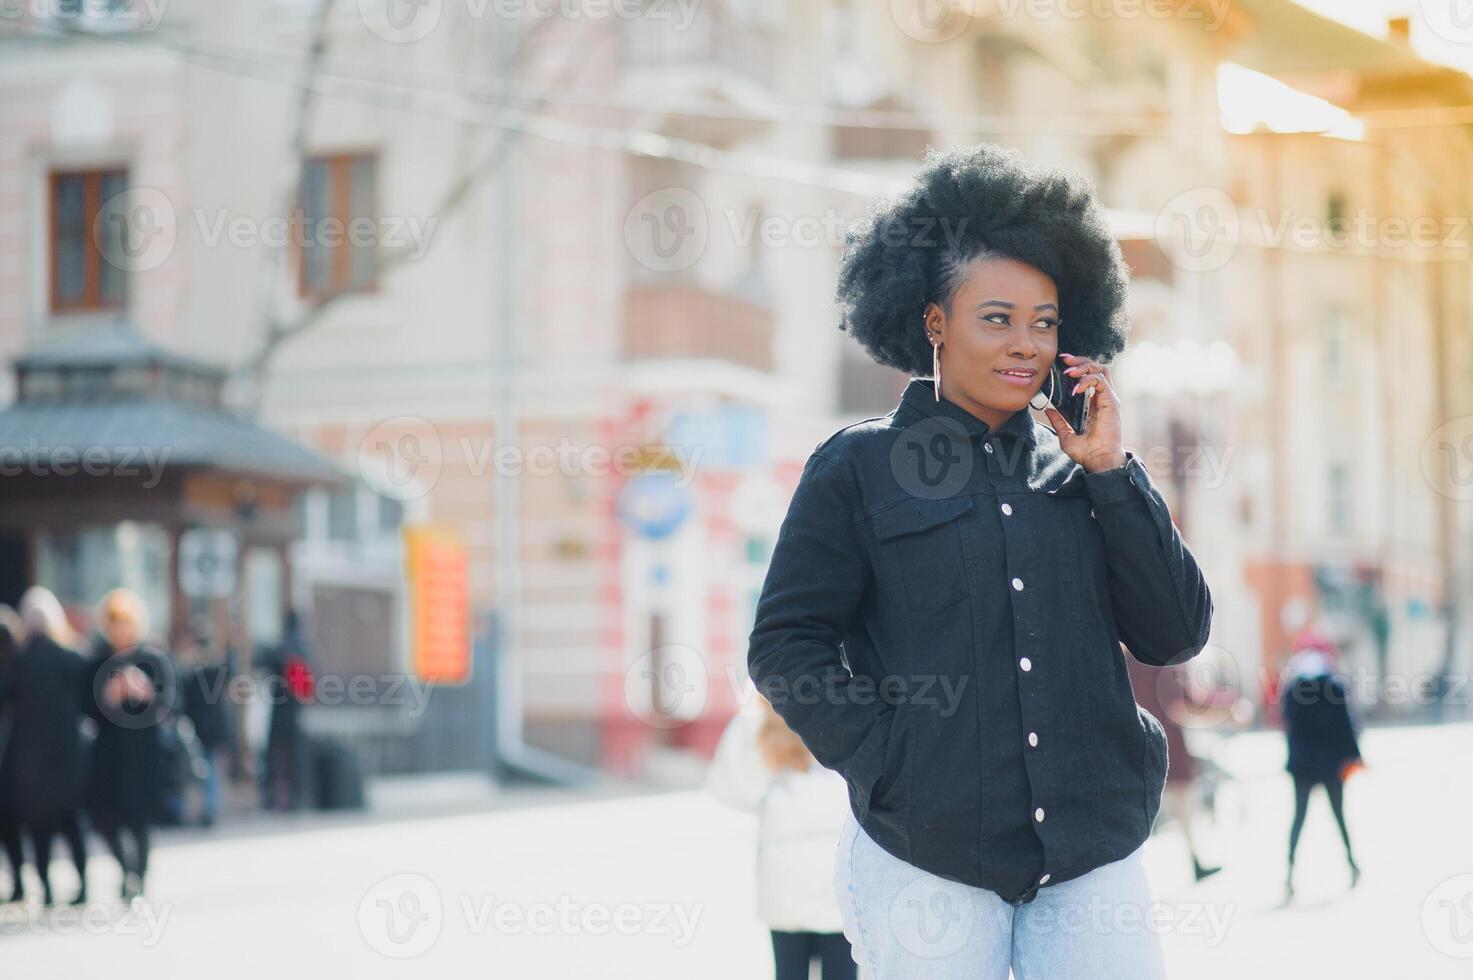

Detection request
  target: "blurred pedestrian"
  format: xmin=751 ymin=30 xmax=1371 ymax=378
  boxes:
xmin=87 ymin=589 xmax=175 ymax=901
xmin=708 ymin=694 xmax=856 ymax=980
xmin=0 ymin=604 xmax=27 ymax=901
xmin=179 ymin=632 xmax=232 ymax=827
xmin=1125 ymin=656 xmax=1222 ymax=882
xmin=1 ymin=588 xmax=90 ymax=906
xmin=1281 ymin=629 xmax=1363 ymax=901
xmin=263 ymin=611 xmax=314 ymax=812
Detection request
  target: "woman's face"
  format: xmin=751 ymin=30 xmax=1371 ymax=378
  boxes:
xmin=104 ymin=613 xmax=142 ymax=651
xmin=924 ymin=255 xmax=1060 ymax=424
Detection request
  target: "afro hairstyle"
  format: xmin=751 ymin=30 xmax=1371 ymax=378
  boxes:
xmin=834 ymin=143 xmax=1131 ymax=376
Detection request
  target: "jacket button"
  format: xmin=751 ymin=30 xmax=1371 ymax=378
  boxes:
xmin=1001 ymin=502 xmax=1013 ymax=516
xmin=1039 ymin=873 xmax=1051 ymax=884
xmin=1034 ymin=807 xmax=1046 ymax=823
xmin=1011 ymin=577 xmax=1024 ymax=591
xmin=984 ymin=442 xmax=995 ymax=454
xmin=1028 ymin=731 xmax=1038 ymax=746
xmin=1090 ymin=508 xmax=1096 ymax=519
xmin=1019 ymin=657 xmax=1032 ymax=672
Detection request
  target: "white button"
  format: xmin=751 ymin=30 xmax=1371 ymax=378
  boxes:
xmin=984 ymin=442 xmax=994 ymax=454
xmin=1090 ymin=508 xmax=1096 ymax=519
xmin=1028 ymin=732 xmax=1038 ymax=747
xmin=1039 ymin=873 xmax=1051 ymax=884
xmin=1011 ymin=577 xmax=1024 ymax=591
xmin=1034 ymin=807 xmax=1046 ymax=823
xmin=1001 ymin=503 xmax=1013 ymax=516
xmin=1019 ymin=657 xmax=1032 ymax=672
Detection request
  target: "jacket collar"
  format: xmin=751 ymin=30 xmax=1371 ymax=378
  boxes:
xmin=894 ymin=377 xmax=1039 ymax=449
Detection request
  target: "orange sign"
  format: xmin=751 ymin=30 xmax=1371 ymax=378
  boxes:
xmin=403 ymin=525 xmax=472 ymax=685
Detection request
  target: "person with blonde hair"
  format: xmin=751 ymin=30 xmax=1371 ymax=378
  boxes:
xmin=708 ymin=690 xmax=856 ymax=980
xmin=86 ymin=588 xmax=175 ymax=900
xmin=1 ymin=587 xmax=90 ymax=905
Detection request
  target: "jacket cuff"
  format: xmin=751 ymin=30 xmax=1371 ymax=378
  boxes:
xmin=1082 ymin=450 xmax=1151 ymax=507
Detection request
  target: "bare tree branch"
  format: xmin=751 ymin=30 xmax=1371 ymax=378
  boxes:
xmin=239 ymin=11 xmax=588 ymax=410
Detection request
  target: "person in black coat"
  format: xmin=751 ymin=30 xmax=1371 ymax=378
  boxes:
xmin=87 ymin=589 xmax=175 ymax=901
xmin=1281 ymin=639 xmax=1362 ymax=900
xmin=0 ymin=604 xmax=26 ymax=901
xmin=2 ymin=588 xmax=90 ymax=905
xmin=179 ymin=631 xmax=233 ymax=826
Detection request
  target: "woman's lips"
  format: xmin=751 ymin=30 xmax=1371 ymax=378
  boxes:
xmin=995 ymin=369 xmax=1037 ymax=388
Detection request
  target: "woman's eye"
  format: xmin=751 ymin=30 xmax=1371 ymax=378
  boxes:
xmin=1034 ymin=318 xmax=1059 ymax=330
xmin=983 ymin=313 xmax=1009 ymax=325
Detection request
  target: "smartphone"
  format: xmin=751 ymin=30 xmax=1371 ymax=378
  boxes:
xmin=1045 ymin=355 xmax=1090 ymax=434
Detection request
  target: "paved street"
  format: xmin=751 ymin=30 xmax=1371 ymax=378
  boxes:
xmin=4 ymin=721 xmax=1472 ymax=978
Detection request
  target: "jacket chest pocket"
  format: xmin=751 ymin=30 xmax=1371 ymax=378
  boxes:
xmin=867 ymin=495 xmax=975 ymax=615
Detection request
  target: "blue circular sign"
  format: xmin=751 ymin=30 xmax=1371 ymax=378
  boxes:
xmin=617 ymin=472 xmax=692 ymax=540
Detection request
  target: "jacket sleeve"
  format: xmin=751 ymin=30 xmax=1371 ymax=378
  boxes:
xmin=1083 ymin=450 xmax=1214 ymax=668
xmin=747 ymin=450 xmax=893 ymax=798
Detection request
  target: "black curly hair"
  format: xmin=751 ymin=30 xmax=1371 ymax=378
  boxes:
xmin=835 ymin=143 xmax=1130 ymax=375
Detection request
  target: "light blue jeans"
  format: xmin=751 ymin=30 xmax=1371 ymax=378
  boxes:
xmin=833 ymin=812 xmax=1168 ymax=979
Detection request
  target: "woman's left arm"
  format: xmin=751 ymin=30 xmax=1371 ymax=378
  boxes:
xmin=1044 ymin=354 xmax=1214 ymax=668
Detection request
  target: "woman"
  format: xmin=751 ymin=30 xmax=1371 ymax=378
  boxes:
xmin=1124 ymin=654 xmax=1222 ymax=883
xmin=0 ymin=604 xmax=29 ymax=901
xmin=747 ymin=144 xmax=1213 ymax=978
xmin=87 ymin=589 xmax=174 ymax=901
xmin=1 ymin=588 xmax=90 ymax=906
xmin=708 ymin=692 xmax=856 ymax=980
xmin=1281 ymin=631 xmax=1362 ymax=900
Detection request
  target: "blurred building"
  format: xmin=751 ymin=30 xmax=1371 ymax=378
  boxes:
xmin=2 ymin=0 xmax=1471 ymax=788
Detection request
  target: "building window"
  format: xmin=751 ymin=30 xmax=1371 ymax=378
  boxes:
xmin=1323 ymin=309 xmax=1348 ymax=383
xmin=1328 ymin=461 xmax=1352 ymax=534
xmin=1326 ymin=191 xmax=1347 ymax=239
xmin=49 ymin=168 xmax=128 ymax=313
xmin=298 ymin=153 xmax=377 ymax=300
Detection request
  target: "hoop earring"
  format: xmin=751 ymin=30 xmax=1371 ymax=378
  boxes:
xmin=1029 ymin=364 xmax=1055 ymax=411
xmin=931 ymin=336 xmax=942 ymax=401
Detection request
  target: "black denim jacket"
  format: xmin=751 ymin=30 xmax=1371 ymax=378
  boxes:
xmin=747 ymin=377 xmax=1214 ymax=905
